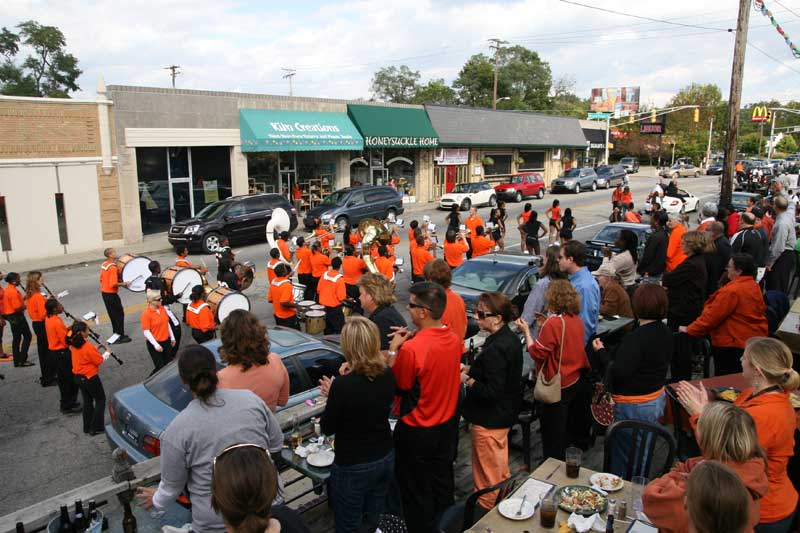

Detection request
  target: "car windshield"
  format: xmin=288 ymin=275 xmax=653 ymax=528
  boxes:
xmin=452 ymin=183 xmax=474 ymax=193
xmin=596 ymin=166 xmax=612 ymax=175
xmin=620 ymin=158 xmax=633 ymax=164
xmin=451 ymin=260 xmax=521 ymax=292
xmin=731 ymin=194 xmax=755 ymax=210
xmin=194 ymin=202 xmax=228 ymax=220
xmin=510 ymin=176 xmax=526 ymax=183
xmin=563 ymin=169 xmax=581 ymax=178
xmin=591 ymin=226 xmax=645 ymax=244
xmin=671 ymin=164 xmax=681 ymax=169
xmin=321 ymin=190 xmax=349 ymax=206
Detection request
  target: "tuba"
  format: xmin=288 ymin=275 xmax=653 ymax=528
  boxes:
xmin=359 ymin=218 xmax=392 ymax=274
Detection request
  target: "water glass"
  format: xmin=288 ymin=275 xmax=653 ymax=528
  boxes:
xmin=628 ymin=475 xmax=648 ymax=519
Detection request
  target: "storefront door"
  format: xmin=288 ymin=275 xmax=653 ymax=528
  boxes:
xmin=372 ymin=168 xmax=388 ymax=186
xmin=445 ymin=166 xmax=457 ymax=193
xmin=280 ymin=170 xmax=295 ymax=199
xmin=169 ymin=179 xmax=193 ymax=223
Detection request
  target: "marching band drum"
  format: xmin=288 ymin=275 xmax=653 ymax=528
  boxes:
xmin=160 ymin=266 xmax=207 ymax=304
xmin=206 ymin=285 xmax=251 ymax=322
xmin=117 ymin=253 xmax=151 ymax=292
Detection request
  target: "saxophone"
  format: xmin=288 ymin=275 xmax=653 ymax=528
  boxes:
xmin=358 ymin=218 xmax=392 ymax=274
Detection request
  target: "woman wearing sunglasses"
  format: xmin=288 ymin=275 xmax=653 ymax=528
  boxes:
xmin=141 ymin=289 xmax=176 ymax=374
xmin=136 ymin=345 xmax=285 ymax=532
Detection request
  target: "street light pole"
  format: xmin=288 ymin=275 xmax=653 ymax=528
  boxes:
xmin=767 ymin=110 xmax=777 ymax=159
xmin=706 ymin=118 xmax=714 ymax=169
xmin=603 ymin=116 xmax=610 ymax=165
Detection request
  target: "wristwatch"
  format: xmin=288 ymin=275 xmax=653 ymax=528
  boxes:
xmin=387 ymin=350 xmax=397 ymax=357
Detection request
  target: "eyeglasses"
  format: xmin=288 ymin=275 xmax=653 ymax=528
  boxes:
xmin=474 ymin=310 xmax=498 ymax=319
xmin=212 ymin=443 xmax=270 ymax=471
xmin=407 ymin=302 xmax=431 ymax=312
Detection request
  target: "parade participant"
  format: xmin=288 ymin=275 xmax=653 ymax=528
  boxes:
xmin=517 ymin=202 xmax=533 ymax=245
xmin=411 ymin=234 xmax=435 ymax=283
xmin=445 ymin=204 xmax=460 ymax=232
xmin=706 ymin=221 xmax=732 ymax=295
xmin=344 ymin=225 xmax=361 ymax=250
xmin=0 ymin=273 xmax=6 ymax=360
xmin=424 ymin=259 xmax=467 ymax=342
xmin=558 ymin=241 xmax=600 ymax=344
xmin=624 ymin=203 xmax=641 ymax=223
xmin=294 ymin=236 xmax=314 ymax=301
xmin=521 ymin=245 xmax=566 ymax=332
xmin=186 ymin=285 xmax=217 ymax=344
xmin=3 ymin=272 xmax=32 ymax=367
xmin=269 ymin=264 xmax=299 ymax=330
xmin=374 ymin=245 xmax=396 ymax=283
xmin=731 ymin=212 xmax=767 ymax=267
xmin=621 ymin=186 xmax=633 ymax=209
xmin=592 ymin=264 xmax=633 ymax=318
xmin=464 ymin=207 xmax=483 ymax=259
xmin=145 ymin=260 xmax=183 ymax=350
xmin=637 ymin=211 xmax=669 ymax=283
xmin=443 ymin=229 xmax=469 ymax=269
xmin=342 ymin=244 xmax=367 ymax=306
xmin=319 ymin=317 xmax=396 ymax=532
xmin=665 ymin=214 xmax=688 ymax=272
xmin=215 ymin=236 xmax=235 ymax=269
xmin=387 ymin=282 xmax=462 ymax=533
xmin=176 ymin=245 xmax=208 ymax=273
xmin=461 ymin=292 xmax=522 ymax=510
xmin=766 ymin=196 xmax=796 ymax=292
xmin=470 ymin=226 xmax=495 ymax=258
xmin=609 ymin=205 xmax=624 ymax=222
xmin=681 ymin=254 xmax=768 ymax=376
xmin=217 ymin=258 xmax=242 ymax=291
xmin=266 ymin=248 xmax=281 ymax=288
xmin=99 ymin=248 xmax=131 ymax=344
xmin=611 ymin=184 xmax=624 ymax=208
xmin=292 ymin=184 xmax=303 ymax=214
xmin=218 ymin=310 xmax=290 ymax=412
xmin=141 ymin=289 xmax=176 ymax=374
xmin=309 ymin=241 xmax=330 ymax=300
xmin=600 ymin=229 xmax=638 ymax=288
xmin=317 ymin=257 xmax=346 ymax=334
xmin=545 ymin=199 xmax=561 ymax=244
xmin=25 ymin=271 xmax=55 ymax=385
xmin=44 ymin=299 xmax=80 ymax=414
xmin=276 ymin=231 xmax=292 ymax=264
xmin=357 ymin=272 xmax=406 ymax=355
xmin=313 ymin=218 xmax=334 ymax=251
xmin=489 ymin=203 xmax=506 ymax=251
xmin=523 ymin=209 xmax=547 ymax=255
xmin=559 ymin=207 xmax=576 ymax=243
xmin=136 ymin=345 xmax=284 ymax=533
xmin=68 ymin=320 xmax=109 ymax=435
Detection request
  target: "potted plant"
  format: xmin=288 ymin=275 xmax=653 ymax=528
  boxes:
xmin=481 ymin=155 xmax=495 ymax=166
xmin=514 ymin=155 xmax=525 ymax=165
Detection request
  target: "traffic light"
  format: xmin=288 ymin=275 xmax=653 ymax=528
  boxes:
xmin=651 ymin=110 xmax=657 ymax=123
xmin=693 ymin=108 xmax=700 ymax=123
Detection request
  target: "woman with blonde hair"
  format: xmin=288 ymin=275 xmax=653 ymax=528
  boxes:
xmin=644 ymin=402 xmax=769 ymax=533
xmin=319 ymin=316 xmax=396 ymax=533
xmin=141 ymin=289 xmax=175 ymax=374
xmin=25 ymin=271 xmax=55 ymax=385
xmin=677 ymin=337 xmax=800 ymax=532
xmin=217 ymin=310 xmax=289 ymax=412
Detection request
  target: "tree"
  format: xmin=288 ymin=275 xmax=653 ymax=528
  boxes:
xmin=666 ymin=83 xmax=725 ymax=162
xmin=739 ymin=132 xmax=762 ymax=156
xmin=411 ymin=78 xmax=457 ymax=105
xmin=0 ymin=20 xmax=81 ymax=97
xmin=452 ymin=54 xmax=498 ymax=108
xmin=499 ymin=45 xmax=552 ymax=110
xmin=550 ymin=75 xmax=590 ymax=118
xmin=370 ymin=65 xmax=420 ymax=104
xmin=776 ymin=134 xmax=798 ymax=154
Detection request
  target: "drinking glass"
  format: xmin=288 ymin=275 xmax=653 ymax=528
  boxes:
xmin=565 ymin=447 xmax=582 ymax=479
xmin=539 ymin=492 xmax=558 ymax=528
xmin=628 ymin=476 xmax=647 ymax=519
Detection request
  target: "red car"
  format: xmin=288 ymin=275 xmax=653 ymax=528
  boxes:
xmin=494 ymin=173 xmax=546 ymax=203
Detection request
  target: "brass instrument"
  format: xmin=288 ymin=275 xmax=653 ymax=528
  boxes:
xmin=359 ymin=218 xmax=392 ymax=274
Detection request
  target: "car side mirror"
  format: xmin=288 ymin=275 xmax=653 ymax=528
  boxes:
xmin=223 ymin=215 xmax=230 ymax=222
xmin=347 ymin=201 xmax=356 ymax=207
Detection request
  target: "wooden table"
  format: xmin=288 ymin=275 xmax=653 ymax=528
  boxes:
xmin=474 ymin=458 xmax=637 ymax=532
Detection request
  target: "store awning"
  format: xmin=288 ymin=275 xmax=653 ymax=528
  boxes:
xmin=239 ymin=109 xmax=363 ymax=152
xmin=583 ymin=128 xmax=607 ymax=150
xmin=347 ymin=104 xmax=439 ymax=149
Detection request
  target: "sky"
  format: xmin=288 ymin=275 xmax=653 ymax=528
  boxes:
xmin=3 ymin=0 xmax=800 ymax=107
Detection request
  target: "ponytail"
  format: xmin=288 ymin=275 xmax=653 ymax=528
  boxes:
xmin=68 ymin=321 xmax=88 ymax=349
xmin=178 ymin=345 xmax=219 ymax=403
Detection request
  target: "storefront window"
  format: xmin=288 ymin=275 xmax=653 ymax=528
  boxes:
xmin=191 ymin=147 xmax=233 ymax=213
xmin=168 ymin=147 xmax=190 ymax=178
xmin=385 ymin=149 xmax=416 ymax=197
xmin=483 ymin=153 xmax=513 ymax=176
xmin=518 ymin=150 xmax=545 ymax=171
xmin=137 ymin=147 xmax=171 ymax=234
xmin=247 ymin=152 xmax=280 ymax=194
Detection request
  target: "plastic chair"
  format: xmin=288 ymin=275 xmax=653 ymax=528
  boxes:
xmin=603 ymin=419 xmax=676 ymax=481
xmin=788 ymin=251 xmax=800 ymax=299
xmin=437 ymin=473 xmax=525 ymax=533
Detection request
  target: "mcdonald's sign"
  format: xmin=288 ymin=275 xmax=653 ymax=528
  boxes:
xmin=752 ymin=106 xmax=773 ymax=123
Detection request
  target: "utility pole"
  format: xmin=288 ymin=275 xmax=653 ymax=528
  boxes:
xmin=767 ymin=110 xmax=777 ymax=159
xmin=706 ymin=118 xmax=714 ymax=169
xmin=721 ymin=0 xmax=751 ymax=207
xmin=603 ymin=116 xmax=610 ymax=165
xmin=164 ymin=65 xmax=181 ymax=88
xmin=282 ymin=68 xmax=296 ymax=97
xmin=488 ymin=38 xmax=508 ymax=110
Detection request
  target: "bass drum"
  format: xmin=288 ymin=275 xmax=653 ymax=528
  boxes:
xmin=117 ymin=253 xmax=151 ymax=292
xmin=235 ymin=261 xmax=256 ymax=291
xmin=206 ymin=286 xmax=250 ymax=322
xmin=169 ymin=267 xmax=205 ymax=304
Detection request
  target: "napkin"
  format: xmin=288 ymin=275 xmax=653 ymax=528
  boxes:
xmin=293 ymin=445 xmax=310 ymax=458
xmin=567 ymin=512 xmax=603 ymax=533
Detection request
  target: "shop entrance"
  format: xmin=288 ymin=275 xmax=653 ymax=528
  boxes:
xmin=445 ymin=166 xmax=457 ymax=193
xmin=169 ymin=179 xmax=193 ymax=223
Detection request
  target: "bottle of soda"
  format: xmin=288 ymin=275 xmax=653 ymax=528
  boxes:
xmin=15 ymin=522 xmax=25 ymax=533
xmin=58 ymin=505 xmax=75 ymax=533
xmin=605 ymin=514 xmax=615 ymax=533
xmin=122 ymin=501 xmax=137 ymax=533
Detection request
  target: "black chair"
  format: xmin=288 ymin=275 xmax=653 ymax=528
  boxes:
xmin=437 ymin=473 xmax=525 ymax=533
xmin=603 ymin=419 xmax=676 ymax=481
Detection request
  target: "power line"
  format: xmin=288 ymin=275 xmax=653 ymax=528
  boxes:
xmin=774 ymin=0 xmax=800 ymax=18
xmin=747 ymin=40 xmax=800 ymax=75
xmin=559 ymin=0 xmax=734 ymax=32
xmin=281 ymin=67 xmax=296 ymax=96
xmin=164 ymin=65 xmax=181 ymax=88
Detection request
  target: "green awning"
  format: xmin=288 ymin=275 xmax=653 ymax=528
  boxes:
xmin=239 ymin=109 xmax=363 ymax=152
xmin=347 ymin=104 xmax=439 ymax=149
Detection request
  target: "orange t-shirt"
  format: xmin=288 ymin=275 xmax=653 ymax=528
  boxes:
xmin=444 ymin=239 xmax=469 ymax=268
xmin=342 ymin=256 xmax=367 ymax=285
xmin=269 ymin=278 xmax=296 ymax=319
xmin=311 ymin=252 xmax=331 ymax=278
xmin=622 ymin=192 xmax=633 ymax=205
xmin=348 ymin=232 xmax=361 ymax=247
xmin=26 ymin=292 xmax=47 ymax=322
xmin=408 ymin=229 xmax=415 ymax=242
xmin=465 ymin=216 xmax=483 ymax=235
xmin=520 ymin=211 xmax=532 ymax=224
xmin=548 ymin=206 xmax=561 ymax=221
xmin=71 ymin=342 xmax=104 ymax=379
xmin=186 ymin=301 xmax=215 ymax=332
xmin=317 ymin=270 xmax=346 ymax=307
xmin=470 ymin=235 xmax=495 ymax=257
xmin=296 ymin=246 xmax=312 ymax=275
xmin=442 ymin=289 xmax=467 ymax=343
xmin=277 ymin=239 xmax=291 ymax=263
xmin=612 ymin=189 xmax=623 ymax=203
xmin=141 ymin=306 xmax=171 ymax=342
xmin=45 ymin=314 xmax=68 ymax=350
xmin=266 ymin=258 xmax=280 ymax=287
xmin=218 ymin=353 xmax=290 ymax=412
xmin=315 ymin=228 xmax=333 ymax=250
xmin=176 ymin=257 xmax=191 ymax=268
xmin=412 ymin=246 xmax=434 ymax=276
xmin=100 ymin=260 xmax=119 ymax=294
xmin=3 ymin=285 xmax=24 ymax=314
xmin=375 ymin=255 xmax=396 ymax=281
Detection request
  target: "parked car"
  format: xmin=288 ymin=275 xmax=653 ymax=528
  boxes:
xmin=494 ymin=173 xmax=546 ymax=202
xmin=730 ymin=191 xmax=763 ymax=212
xmin=550 ymin=167 xmax=599 ymax=193
xmin=585 ymin=222 xmax=651 ymax=271
xmin=706 ymin=162 xmax=724 ymax=175
xmin=784 ymin=155 xmax=800 ymax=173
xmin=595 ymin=164 xmax=627 ymax=189
xmin=168 ymin=193 xmax=298 ymax=254
xmin=304 ymin=185 xmax=404 ymax=231
xmin=659 ymin=163 xmax=701 ymax=179
xmin=439 ymin=181 xmax=497 ymax=211
xmin=644 ymin=188 xmax=700 ymax=215
xmin=619 ymin=157 xmax=640 ymax=174
xmin=105 ymin=328 xmax=344 ymax=463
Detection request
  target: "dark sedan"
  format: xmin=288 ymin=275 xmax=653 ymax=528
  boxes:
xmin=105 ymin=328 xmax=344 ymax=463
xmin=706 ymin=162 xmax=724 ymax=175
xmin=585 ymin=222 xmax=651 ymax=271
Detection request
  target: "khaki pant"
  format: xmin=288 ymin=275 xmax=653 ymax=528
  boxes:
xmin=471 ymin=424 xmax=511 ymax=509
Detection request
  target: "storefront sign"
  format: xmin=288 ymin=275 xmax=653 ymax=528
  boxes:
xmin=552 ymin=149 xmax=561 ymax=160
xmin=434 ymin=148 xmax=469 ymax=165
xmin=364 ymin=136 xmax=438 ymax=148
xmin=204 ymin=180 xmax=219 ymax=203
xmin=640 ymin=122 xmax=665 ymax=135
xmin=751 ymin=106 xmax=772 ymax=123
xmin=240 ymin=109 xmax=364 ymax=152
xmin=589 ymin=143 xmax=605 ymax=149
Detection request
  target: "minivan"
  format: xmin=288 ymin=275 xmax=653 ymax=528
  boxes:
xmin=303 ymin=185 xmax=404 ymax=230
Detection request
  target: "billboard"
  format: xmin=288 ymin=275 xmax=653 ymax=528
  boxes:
xmin=640 ymin=122 xmax=665 ymax=135
xmin=590 ymin=87 xmax=641 ymax=115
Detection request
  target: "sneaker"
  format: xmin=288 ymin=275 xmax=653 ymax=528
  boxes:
xmin=61 ymin=404 xmax=82 ymax=415
xmin=15 ymin=361 xmax=35 ymax=367
xmin=161 ymin=524 xmax=192 ymax=533
xmin=115 ymin=335 xmax=132 ymax=344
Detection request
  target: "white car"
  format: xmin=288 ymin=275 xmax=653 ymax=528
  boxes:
xmin=644 ymin=188 xmax=699 ymax=215
xmin=439 ymin=181 xmax=497 ymax=211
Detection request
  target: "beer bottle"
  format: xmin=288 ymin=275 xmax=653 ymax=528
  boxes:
xmin=15 ymin=522 xmax=25 ymax=533
xmin=73 ymin=500 xmax=85 ymax=531
xmin=58 ymin=505 xmax=75 ymax=533
xmin=122 ymin=501 xmax=137 ymax=533
xmin=605 ymin=515 xmax=615 ymax=533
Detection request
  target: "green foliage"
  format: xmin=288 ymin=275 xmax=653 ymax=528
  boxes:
xmin=739 ymin=133 xmax=762 ymax=156
xmin=777 ymin=134 xmax=798 ymax=154
xmin=0 ymin=20 xmax=81 ymax=97
xmin=499 ymin=45 xmax=552 ymax=110
xmin=370 ymin=65 xmax=421 ymax=104
xmin=411 ymin=78 xmax=457 ymax=105
xmin=452 ymin=54 xmax=497 ymax=108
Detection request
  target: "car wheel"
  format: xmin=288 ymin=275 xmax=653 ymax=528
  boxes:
xmin=335 ymin=216 xmax=349 ymax=232
xmin=488 ymin=195 xmax=497 ymax=207
xmin=537 ymin=188 xmax=545 ymax=199
xmin=574 ymin=184 xmax=581 ymax=194
xmin=604 ymin=180 xmax=610 ymax=189
xmin=461 ymin=198 xmax=471 ymax=211
xmin=202 ymin=232 xmax=222 ymax=254
xmin=385 ymin=208 xmax=397 ymax=222
xmin=694 ymin=172 xmax=700 ymax=178
xmin=514 ymin=191 xmax=523 ymax=203
xmin=591 ymin=181 xmax=597 ymax=192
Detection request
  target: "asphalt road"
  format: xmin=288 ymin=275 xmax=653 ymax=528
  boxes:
xmin=0 ymin=167 xmax=725 ymax=516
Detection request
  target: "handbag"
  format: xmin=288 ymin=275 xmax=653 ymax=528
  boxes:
xmin=590 ymin=382 xmax=615 ymax=427
xmin=533 ymin=316 xmax=565 ymax=405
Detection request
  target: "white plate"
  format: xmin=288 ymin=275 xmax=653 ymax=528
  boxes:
xmin=498 ymin=498 xmax=535 ymax=521
xmin=307 ymin=450 xmax=335 ymax=467
xmin=589 ymin=473 xmax=624 ymax=492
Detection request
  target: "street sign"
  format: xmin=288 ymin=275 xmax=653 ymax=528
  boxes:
xmin=587 ymin=112 xmax=612 ymax=119
xmin=640 ymin=122 xmax=666 ymax=135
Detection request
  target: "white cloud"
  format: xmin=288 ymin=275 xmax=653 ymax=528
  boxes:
xmin=2 ymin=0 xmax=800 ymax=105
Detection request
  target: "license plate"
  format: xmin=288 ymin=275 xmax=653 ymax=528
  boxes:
xmin=123 ymin=426 xmax=139 ymax=442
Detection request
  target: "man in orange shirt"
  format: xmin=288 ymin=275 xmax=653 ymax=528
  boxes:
xmin=4 ymin=272 xmax=33 ymax=367
xmin=310 ymin=242 xmax=331 ymax=301
xmin=470 ymin=226 xmax=495 ymax=258
xmin=624 ymin=204 xmax=642 ymax=223
xmin=175 ymin=245 xmax=208 ymax=273
xmin=424 ymin=259 xmax=467 ymax=342
xmin=464 ymin=207 xmax=483 ymax=259
xmin=295 ymin=237 xmax=314 ymax=301
xmin=266 ymin=248 xmax=282 ymax=292
xmin=313 ymin=219 xmax=334 ymax=251
xmin=665 ymin=216 xmax=688 ymax=272
xmin=100 ymin=248 xmax=131 ymax=344
xmin=317 ymin=257 xmax=346 ymax=334
xmin=443 ymin=229 xmax=469 ymax=269
xmin=611 ymin=184 xmax=624 ymax=208
xmin=292 ymin=185 xmax=303 ymax=214
xmin=375 ymin=245 xmax=397 ymax=283
xmin=276 ymin=231 xmax=292 ymax=263
xmin=342 ymin=245 xmax=367 ymax=311
xmin=270 ymin=263 xmax=299 ymax=330
xmin=411 ymin=235 xmax=435 ymax=283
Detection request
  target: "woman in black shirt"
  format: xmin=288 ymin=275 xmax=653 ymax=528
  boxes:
xmin=446 ymin=203 xmax=461 ymax=232
xmin=559 ymin=208 xmax=576 ymax=242
xmin=489 ymin=204 xmax=506 ymax=251
xmin=524 ymin=210 xmax=547 ymax=255
xmin=320 ymin=316 xmax=396 ymax=533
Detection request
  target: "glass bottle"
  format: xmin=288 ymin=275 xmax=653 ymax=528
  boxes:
xmin=58 ymin=505 xmax=75 ymax=533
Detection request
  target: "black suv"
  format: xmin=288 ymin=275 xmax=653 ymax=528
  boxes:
xmin=304 ymin=185 xmax=404 ymax=230
xmin=168 ymin=194 xmax=298 ymax=253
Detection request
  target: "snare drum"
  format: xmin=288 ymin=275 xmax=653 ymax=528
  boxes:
xmin=206 ymin=286 xmax=250 ymax=322
xmin=292 ymin=283 xmax=306 ymax=303
xmin=310 ymin=304 xmax=324 ymax=313
xmin=295 ymin=300 xmax=315 ymax=320
xmin=305 ymin=310 xmax=326 ymax=335
xmin=161 ymin=267 xmax=205 ymax=304
xmin=235 ymin=261 xmax=256 ymax=291
xmin=117 ymin=254 xmax=151 ymax=292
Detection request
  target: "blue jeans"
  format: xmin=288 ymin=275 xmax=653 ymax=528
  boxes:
xmin=329 ymin=450 xmax=395 ymax=533
xmin=610 ymin=392 xmax=666 ymax=479
xmin=755 ymin=510 xmax=795 ymax=533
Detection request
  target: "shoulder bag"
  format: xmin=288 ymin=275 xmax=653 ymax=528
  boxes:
xmin=533 ymin=316 xmax=565 ymax=404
